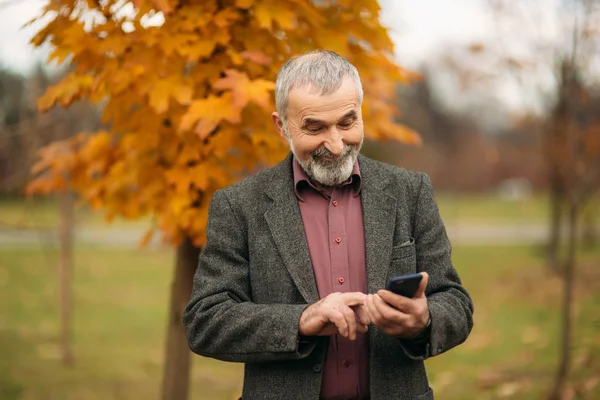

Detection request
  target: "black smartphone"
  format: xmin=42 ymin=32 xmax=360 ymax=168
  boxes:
xmin=385 ymin=273 xmax=423 ymax=298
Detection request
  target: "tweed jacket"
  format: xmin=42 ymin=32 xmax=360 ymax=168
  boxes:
xmin=183 ymin=154 xmax=474 ymax=400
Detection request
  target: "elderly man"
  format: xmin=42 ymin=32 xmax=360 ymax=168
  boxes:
xmin=183 ymin=50 xmax=474 ymax=400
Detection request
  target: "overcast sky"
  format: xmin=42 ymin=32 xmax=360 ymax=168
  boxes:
xmin=380 ymin=0 xmax=493 ymax=67
xmin=0 ymin=0 xmax=494 ymax=71
xmin=1 ymin=0 xmax=570 ymax=116
xmin=0 ymin=0 xmax=48 ymax=71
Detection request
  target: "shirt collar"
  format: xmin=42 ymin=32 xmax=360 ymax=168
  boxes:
xmin=292 ymin=157 xmax=362 ymax=201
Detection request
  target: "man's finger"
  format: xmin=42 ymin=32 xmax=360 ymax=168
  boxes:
xmin=377 ymin=290 xmax=414 ymax=313
xmin=339 ymin=292 xmax=368 ymax=307
xmin=413 ymin=272 xmax=429 ymax=298
xmin=373 ymin=293 xmax=406 ymax=324
xmin=340 ymin=305 xmax=358 ymax=340
xmin=352 ymin=304 xmax=371 ymax=326
xmin=366 ymin=294 xmax=386 ymax=328
xmin=328 ymin=310 xmax=348 ymax=337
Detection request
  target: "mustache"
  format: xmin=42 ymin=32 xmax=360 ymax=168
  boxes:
xmin=311 ymin=145 xmax=354 ymax=160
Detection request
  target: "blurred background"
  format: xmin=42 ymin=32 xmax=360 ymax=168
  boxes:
xmin=1 ymin=0 xmax=599 ymax=399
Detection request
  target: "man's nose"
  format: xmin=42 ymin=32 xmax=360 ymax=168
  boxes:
xmin=324 ymin=128 xmax=344 ymax=156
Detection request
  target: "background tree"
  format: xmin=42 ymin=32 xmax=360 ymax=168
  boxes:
xmin=546 ymin=63 xmax=600 ymax=400
xmin=481 ymin=1 xmax=600 ymax=397
xmin=24 ymin=1 xmax=421 ymax=399
xmin=1 ymin=63 xmax=100 ymax=365
xmin=483 ymin=0 xmax=600 ymax=270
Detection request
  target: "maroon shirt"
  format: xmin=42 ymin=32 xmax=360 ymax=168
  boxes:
xmin=293 ymin=158 xmax=369 ymax=400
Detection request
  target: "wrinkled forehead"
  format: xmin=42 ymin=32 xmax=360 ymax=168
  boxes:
xmin=287 ymin=76 xmax=361 ymax=119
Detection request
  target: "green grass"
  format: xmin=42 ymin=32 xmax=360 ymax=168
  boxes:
xmin=0 ymin=193 xmax=572 ymax=231
xmin=0 ymin=246 xmax=242 ymax=400
xmin=426 ymin=245 xmax=600 ymax=399
xmin=0 ymin=197 xmax=150 ymax=231
xmin=1 ymin=244 xmax=598 ymax=399
xmin=435 ymin=193 xmax=551 ymax=224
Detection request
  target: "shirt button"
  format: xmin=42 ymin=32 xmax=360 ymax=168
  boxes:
xmin=335 ymin=237 xmax=341 ymax=243
xmin=338 ymin=277 xmax=345 ymax=284
xmin=343 ymin=360 xmax=352 ymax=367
xmin=332 ymin=200 xmax=338 ymax=206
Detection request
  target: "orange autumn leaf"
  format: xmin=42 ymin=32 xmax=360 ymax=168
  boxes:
xmin=147 ymin=76 xmax=193 ymax=114
xmin=180 ymin=93 xmax=242 ymax=139
xmin=240 ymin=50 xmax=273 ymax=66
xmin=213 ymin=69 xmax=275 ymax=111
xmin=26 ymin=0 xmax=421 ymax=246
xmin=133 ymin=0 xmax=174 ymax=15
xmin=235 ymin=0 xmax=254 ymax=9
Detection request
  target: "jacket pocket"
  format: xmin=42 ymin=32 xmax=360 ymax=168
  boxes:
xmin=391 ymin=237 xmax=416 ymax=260
xmin=416 ymin=387 xmax=434 ymax=399
xmin=387 ymin=239 xmax=417 ymax=281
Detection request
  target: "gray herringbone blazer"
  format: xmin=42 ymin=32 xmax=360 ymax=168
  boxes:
xmin=183 ymin=154 xmax=474 ymax=400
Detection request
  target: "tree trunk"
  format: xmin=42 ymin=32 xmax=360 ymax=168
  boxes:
xmin=548 ymin=199 xmax=578 ymax=400
xmin=161 ymin=236 xmax=200 ymax=400
xmin=580 ymin=203 xmax=597 ymax=248
xmin=547 ymin=181 xmax=563 ymax=274
xmin=57 ymin=191 xmax=74 ymax=366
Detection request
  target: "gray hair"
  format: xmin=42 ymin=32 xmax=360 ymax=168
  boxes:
xmin=275 ymin=50 xmax=364 ymax=121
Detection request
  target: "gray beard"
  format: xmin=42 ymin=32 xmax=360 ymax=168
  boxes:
xmin=288 ymin=140 xmax=362 ymax=187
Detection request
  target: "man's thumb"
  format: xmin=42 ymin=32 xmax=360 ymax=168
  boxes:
xmin=414 ymin=272 xmax=429 ymax=298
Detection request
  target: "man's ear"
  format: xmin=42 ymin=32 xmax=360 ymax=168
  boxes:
xmin=271 ymin=112 xmax=287 ymax=140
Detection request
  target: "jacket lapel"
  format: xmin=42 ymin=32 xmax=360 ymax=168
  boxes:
xmin=358 ymin=155 xmax=398 ymax=294
xmin=262 ymin=154 xmax=397 ymax=303
xmin=264 ymin=154 xmax=320 ymax=304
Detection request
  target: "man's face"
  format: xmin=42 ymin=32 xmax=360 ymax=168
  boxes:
xmin=271 ymin=75 xmax=364 ymax=187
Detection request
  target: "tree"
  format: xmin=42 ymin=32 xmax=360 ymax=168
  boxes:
xmin=25 ymin=1 xmax=420 ymax=399
xmin=420 ymin=1 xmax=600 ymax=395
xmin=484 ymin=0 xmax=600 ymax=271
xmin=546 ymin=64 xmax=600 ymax=400
xmin=1 ymin=64 xmax=100 ymax=366
xmin=483 ymin=1 xmax=600 ymax=397
xmin=0 ymin=67 xmax=26 ymax=192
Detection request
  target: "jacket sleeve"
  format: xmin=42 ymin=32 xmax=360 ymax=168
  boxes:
xmin=400 ymin=173 xmax=474 ymax=360
xmin=182 ymin=189 xmax=317 ymax=363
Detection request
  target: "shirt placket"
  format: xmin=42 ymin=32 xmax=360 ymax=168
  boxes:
xmin=329 ymin=190 xmax=349 ymax=292
xmin=328 ymin=190 xmax=356 ymax=399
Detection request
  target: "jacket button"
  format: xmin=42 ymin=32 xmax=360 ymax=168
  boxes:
xmin=312 ymin=363 xmax=322 ymax=373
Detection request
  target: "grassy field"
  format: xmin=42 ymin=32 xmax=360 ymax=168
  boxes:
xmin=0 ymin=192 xmax=566 ymax=231
xmin=0 ymin=197 xmax=150 ymax=231
xmin=1 ymin=244 xmax=599 ymax=399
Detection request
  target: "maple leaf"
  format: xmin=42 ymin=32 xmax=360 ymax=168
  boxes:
xmin=213 ymin=69 xmax=275 ymax=111
xmin=27 ymin=0 xmax=420 ymax=248
xmin=148 ymin=77 xmax=193 ymax=114
xmin=138 ymin=228 xmax=156 ymax=247
xmin=253 ymin=1 xmax=296 ymax=31
xmin=214 ymin=8 xmax=241 ymax=28
xmin=240 ymin=50 xmax=272 ymax=66
xmin=37 ymin=73 xmax=94 ymax=111
xmin=133 ymin=0 xmax=173 ymax=15
xmin=235 ymin=0 xmax=254 ymax=8
xmin=379 ymin=122 xmax=422 ymax=146
xmin=189 ymin=164 xmax=210 ymax=190
xmin=180 ymin=93 xmax=242 ymax=139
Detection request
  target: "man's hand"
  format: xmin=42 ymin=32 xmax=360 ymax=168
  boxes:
xmin=366 ymin=272 xmax=430 ymax=339
xmin=299 ymin=292 xmax=369 ymax=340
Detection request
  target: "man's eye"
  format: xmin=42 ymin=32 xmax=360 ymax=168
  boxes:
xmin=339 ymin=120 xmax=354 ymax=128
xmin=307 ymin=127 xmax=323 ymax=133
